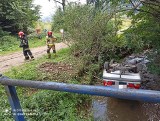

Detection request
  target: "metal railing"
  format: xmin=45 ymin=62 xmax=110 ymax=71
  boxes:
xmin=0 ymin=74 xmax=160 ymax=121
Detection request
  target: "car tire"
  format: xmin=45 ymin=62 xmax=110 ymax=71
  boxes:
xmin=136 ymin=63 xmax=144 ymax=72
xmin=104 ymin=62 xmax=109 ymax=70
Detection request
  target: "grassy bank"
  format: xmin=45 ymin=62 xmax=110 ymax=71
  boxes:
xmin=0 ymin=48 xmax=92 ymax=121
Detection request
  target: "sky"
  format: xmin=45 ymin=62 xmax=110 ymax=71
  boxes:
xmin=33 ymin=0 xmax=86 ymax=20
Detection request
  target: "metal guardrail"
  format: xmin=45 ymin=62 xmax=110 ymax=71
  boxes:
xmin=0 ymin=74 xmax=160 ymax=121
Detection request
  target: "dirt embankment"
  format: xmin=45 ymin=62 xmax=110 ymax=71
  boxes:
xmin=38 ymin=62 xmax=77 ymax=82
xmin=141 ymin=69 xmax=160 ymax=90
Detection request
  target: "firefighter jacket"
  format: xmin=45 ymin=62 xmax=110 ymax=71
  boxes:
xmin=46 ymin=36 xmax=56 ymax=46
xmin=19 ymin=36 xmax=29 ymax=48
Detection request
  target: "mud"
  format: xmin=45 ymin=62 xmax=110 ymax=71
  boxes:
xmin=38 ymin=62 xmax=78 ymax=82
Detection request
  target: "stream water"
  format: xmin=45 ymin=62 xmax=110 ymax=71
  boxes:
xmin=92 ymin=97 xmax=160 ymax=121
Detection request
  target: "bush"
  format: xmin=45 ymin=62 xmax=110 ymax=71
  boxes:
xmin=22 ymin=91 xmax=91 ymax=121
xmin=0 ymin=27 xmax=9 ymax=37
xmin=52 ymin=4 xmax=125 ymax=83
xmin=0 ymin=36 xmax=19 ymax=52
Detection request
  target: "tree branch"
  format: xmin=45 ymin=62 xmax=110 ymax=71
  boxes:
xmin=53 ymin=0 xmax=62 ymax=5
xmin=130 ymin=0 xmax=141 ymax=9
xmin=141 ymin=0 xmax=160 ymax=7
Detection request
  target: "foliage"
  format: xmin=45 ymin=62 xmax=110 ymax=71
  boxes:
xmin=23 ymin=91 xmax=91 ymax=121
xmin=120 ymin=0 xmax=160 ymax=73
xmin=0 ymin=85 xmax=14 ymax=121
xmin=87 ymin=0 xmax=160 ymax=74
xmin=0 ymin=27 xmax=9 ymax=37
xmin=0 ymin=0 xmax=41 ymax=34
xmin=1 ymin=48 xmax=92 ymax=120
xmin=87 ymin=0 xmax=160 ymax=50
xmin=51 ymin=8 xmax=64 ymax=32
xmin=0 ymin=35 xmax=46 ymax=55
xmin=0 ymin=87 xmax=91 ymax=120
xmin=51 ymin=0 xmax=66 ymax=12
xmin=52 ymin=3 xmax=126 ymax=83
xmin=0 ymin=36 xmax=20 ymax=53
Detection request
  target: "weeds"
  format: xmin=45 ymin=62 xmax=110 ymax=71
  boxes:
xmin=0 ymin=48 xmax=92 ymax=121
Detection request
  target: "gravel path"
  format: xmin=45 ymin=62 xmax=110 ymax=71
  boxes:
xmin=0 ymin=42 xmax=68 ymax=73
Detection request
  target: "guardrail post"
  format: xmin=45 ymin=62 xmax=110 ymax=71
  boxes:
xmin=4 ymin=84 xmax=25 ymax=121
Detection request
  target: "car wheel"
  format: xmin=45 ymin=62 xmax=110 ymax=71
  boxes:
xmin=104 ymin=62 xmax=109 ymax=70
xmin=136 ymin=63 xmax=144 ymax=72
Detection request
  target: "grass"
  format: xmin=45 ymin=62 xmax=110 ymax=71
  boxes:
xmin=0 ymin=36 xmax=45 ymax=55
xmin=0 ymin=48 xmax=92 ymax=121
xmin=0 ymin=33 xmax=62 ymax=55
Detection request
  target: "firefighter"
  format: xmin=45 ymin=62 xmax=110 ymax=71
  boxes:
xmin=46 ymin=31 xmax=57 ymax=58
xmin=18 ymin=31 xmax=34 ymax=60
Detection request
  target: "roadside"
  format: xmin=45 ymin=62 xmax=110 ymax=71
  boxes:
xmin=0 ymin=42 xmax=68 ymax=73
xmin=0 ymin=46 xmax=92 ymax=121
xmin=1 ymin=42 xmax=160 ymax=121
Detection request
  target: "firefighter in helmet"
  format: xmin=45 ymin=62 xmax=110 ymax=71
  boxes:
xmin=18 ymin=31 xmax=34 ymax=60
xmin=46 ymin=31 xmax=57 ymax=58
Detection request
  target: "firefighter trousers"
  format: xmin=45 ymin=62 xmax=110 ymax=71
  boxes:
xmin=23 ymin=48 xmax=34 ymax=60
xmin=47 ymin=44 xmax=56 ymax=58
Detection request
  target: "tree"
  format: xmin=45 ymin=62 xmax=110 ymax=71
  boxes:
xmin=52 ymin=3 xmax=124 ymax=83
xmin=0 ymin=0 xmax=41 ymax=34
xmin=49 ymin=0 xmax=66 ymax=12
xmin=52 ymin=0 xmax=160 ymax=78
xmin=90 ymin=0 xmax=160 ymax=49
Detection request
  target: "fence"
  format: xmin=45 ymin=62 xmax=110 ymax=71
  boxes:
xmin=0 ymin=74 xmax=160 ymax=121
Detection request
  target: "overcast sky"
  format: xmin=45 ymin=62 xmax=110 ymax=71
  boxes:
xmin=33 ymin=0 xmax=86 ymax=19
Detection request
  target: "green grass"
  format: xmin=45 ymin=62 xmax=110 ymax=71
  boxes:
xmin=0 ymin=48 xmax=92 ymax=121
xmin=0 ymin=33 xmax=62 ymax=55
xmin=0 ymin=36 xmax=45 ymax=55
xmin=4 ymin=48 xmax=71 ymax=79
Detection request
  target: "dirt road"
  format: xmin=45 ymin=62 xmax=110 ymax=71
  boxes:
xmin=0 ymin=42 xmax=68 ymax=73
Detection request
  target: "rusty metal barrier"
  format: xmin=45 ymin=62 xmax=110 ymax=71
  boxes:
xmin=0 ymin=74 xmax=160 ymax=121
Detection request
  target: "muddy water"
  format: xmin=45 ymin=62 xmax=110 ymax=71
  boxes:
xmin=92 ymin=100 xmax=107 ymax=120
xmin=92 ymin=97 xmax=160 ymax=121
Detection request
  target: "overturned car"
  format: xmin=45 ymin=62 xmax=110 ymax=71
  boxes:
xmin=102 ymin=56 xmax=149 ymax=89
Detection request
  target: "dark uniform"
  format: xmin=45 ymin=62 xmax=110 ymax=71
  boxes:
xmin=19 ymin=34 xmax=34 ymax=60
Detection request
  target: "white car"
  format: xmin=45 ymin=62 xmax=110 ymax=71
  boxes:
xmin=102 ymin=70 xmax=141 ymax=89
xmin=102 ymin=60 xmax=142 ymax=89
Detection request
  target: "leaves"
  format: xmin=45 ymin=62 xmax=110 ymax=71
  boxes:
xmin=0 ymin=0 xmax=41 ymax=35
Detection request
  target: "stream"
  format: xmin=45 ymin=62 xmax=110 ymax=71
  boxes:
xmin=92 ymin=97 xmax=160 ymax=121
